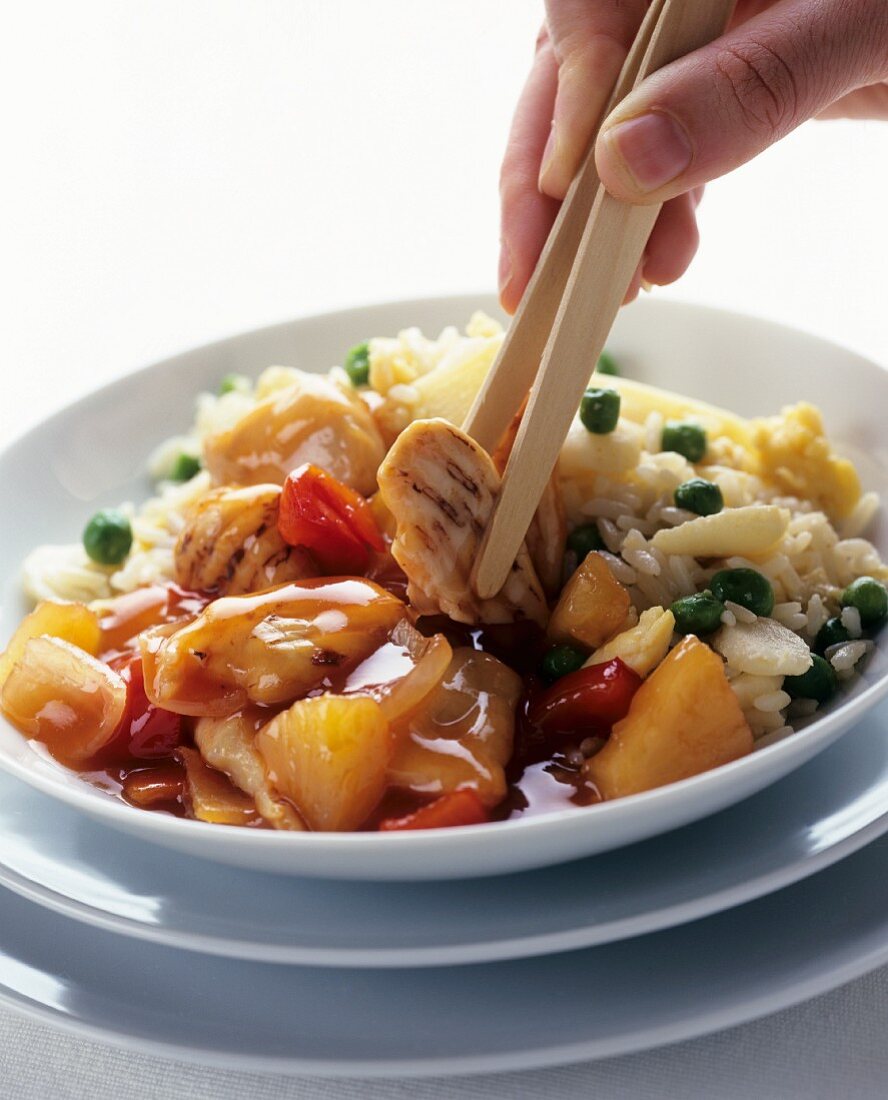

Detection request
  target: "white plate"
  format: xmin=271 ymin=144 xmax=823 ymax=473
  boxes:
xmin=2 ymin=696 xmax=888 ymax=967
xmin=4 ymin=833 xmax=888 ymax=1077
xmin=1 ymin=295 xmax=887 ymax=879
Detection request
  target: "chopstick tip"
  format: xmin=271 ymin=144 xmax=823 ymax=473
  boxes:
xmin=470 ymin=550 xmax=507 ymax=602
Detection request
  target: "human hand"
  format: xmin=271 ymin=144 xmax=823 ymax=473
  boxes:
xmin=499 ymin=0 xmax=888 ymax=313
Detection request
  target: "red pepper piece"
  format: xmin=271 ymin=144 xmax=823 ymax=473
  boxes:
xmin=378 ymin=790 xmax=489 ymax=832
xmin=278 ymin=463 xmax=384 ymax=574
xmin=526 ymin=658 xmax=642 ymax=742
xmin=101 ymin=656 xmax=183 ymax=765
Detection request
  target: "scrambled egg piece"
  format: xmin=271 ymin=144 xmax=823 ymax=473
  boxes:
xmin=752 ymin=403 xmax=861 ymax=521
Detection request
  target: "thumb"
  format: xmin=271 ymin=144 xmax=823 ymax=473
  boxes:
xmin=594 ymin=0 xmax=888 ymax=204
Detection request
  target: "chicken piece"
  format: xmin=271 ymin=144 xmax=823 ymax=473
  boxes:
xmin=194 ymin=712 xmax=305 ymax=830
xmin=175 ymin=485 xmax=315 ymax=596
xmin=204 ymin=370 xmax=385 ymax=496
xmin=377 ymin=419 xmax=548 ymax=626
xmin=492 ymin=402 xmax=567 ymax=597
xmin=140 ymin=578 xmax=405 ymax=716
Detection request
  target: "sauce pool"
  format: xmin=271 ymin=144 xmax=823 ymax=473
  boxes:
xmin=36 ymin=582 xmax=604 ymax=827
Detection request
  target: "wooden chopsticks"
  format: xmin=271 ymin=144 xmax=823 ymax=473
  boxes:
xmin=467 ymin=0 xmax=736 ymax=600
xmin=463 ymin=0 xmax=669 ymax=455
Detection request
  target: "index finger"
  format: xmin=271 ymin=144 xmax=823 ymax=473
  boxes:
xmin=539 ymin=0 xmax=649 ymax=198
xmin=499 ymin=29 xmax=561 ymax=313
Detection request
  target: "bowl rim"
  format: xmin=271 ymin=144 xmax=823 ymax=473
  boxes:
xmin=0 ymin=292 xmax=886 ymax=856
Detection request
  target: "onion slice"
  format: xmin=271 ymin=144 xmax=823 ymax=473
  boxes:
xmin=1 ymin=636 xmax=127 ymax=765
xmin=372 ymin=620 xmax=453 ymax=725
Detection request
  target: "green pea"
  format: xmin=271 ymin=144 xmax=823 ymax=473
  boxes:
xmin=671 ymin=592 xmax=725 ymax=636
xmin=661 ymin=420 xmax=707 ymax=463
xmin=169 ymin=453 xmax=201 ymax=482
xmin=815 ymin=616 xmax=851 ymax=654
xmin=841 ymin=576 xmax=888 ymax=628
xmin=580 ymin=388 xmax=621 ymax=434
xmin=674 ymin=478 xmax=724 ymax=517
xmin=596 ymin=351 xmax=620 ymax=376
xmin=710 ymin=568 xmax=775 ymax=617
xmin=566 ymin=523 xmax=604 ymax=561
xmin=83 ymin=509 xmax=133 ymax=566
xmin=344 ymin=342 xmax=371 ymax=387
xmin=219 ymin=373 xmax=249 ymax=395
xmin=784 ymin=654 xmax=837 ymax=704
xmin=541 ymin=644 xmax=587 ymax=683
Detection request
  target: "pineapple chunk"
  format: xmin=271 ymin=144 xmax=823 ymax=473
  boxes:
xmin=585 ymin=607 xmax=675 ymax=678
xmin=180 ymin=746 xmax=260 ymax=827
xmin=549 ymin=552 xmax=631 ymax=649
xmin=410 ymin=336 xmax=503 ymax=426
xmin=651 ymin=505 xmax=789 ymax=558
xmin=1 ymin=636 xmax=127 ymax=765
xmin=0 ymin=601 xmax=101 ymax=689
xmin=256 ymin=694 xmax=390 ymax=831
xmin=367 ymin=313 xmax=502 ymax=403
xmin=584 ymin=635 xmax=753 ymax=798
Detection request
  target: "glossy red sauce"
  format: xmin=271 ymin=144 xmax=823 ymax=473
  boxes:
xmin=98 ymin=583 xmax=210 ymax=660
xmin=75 ymin=583 xmax=206 ymax=813
xmin=24 ymin=578 xmax=606 ymax=827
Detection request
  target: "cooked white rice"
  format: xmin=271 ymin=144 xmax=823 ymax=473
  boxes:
xmin=20 ymin=312 xmax=887 ymax=748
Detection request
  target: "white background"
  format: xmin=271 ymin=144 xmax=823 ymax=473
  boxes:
xmin=1 ymin=2 xmax=887 ymax=1097
xmin=1 ymin=0 xmax=886 ymax=446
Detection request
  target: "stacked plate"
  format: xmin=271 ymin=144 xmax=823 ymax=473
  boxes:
xmin=1 ymin=296 xmax=887 ymax=1078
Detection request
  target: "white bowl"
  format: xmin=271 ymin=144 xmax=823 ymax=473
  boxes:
xmin=1 ymin=295 xmax=886 ymax=880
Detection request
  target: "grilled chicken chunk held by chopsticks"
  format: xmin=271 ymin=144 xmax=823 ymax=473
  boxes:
xmin=378 ymin=418 xmax=548 ymax=626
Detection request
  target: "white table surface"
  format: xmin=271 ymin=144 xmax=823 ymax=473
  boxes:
xmin=2 ymin=2 xmax=887 ymax=1095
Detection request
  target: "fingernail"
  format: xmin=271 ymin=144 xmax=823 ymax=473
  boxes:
xmin=538 ymin=125 xmax=557 ymax=191
xmin=498 ymin=242 xmax=513 ymax=294
xmin=640 ymin=253 xmax=654 ymax=293
xmin=601 ymin=111 xmax=692 ymax=194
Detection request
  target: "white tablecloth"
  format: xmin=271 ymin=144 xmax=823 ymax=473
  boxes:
xmin=3 ymin=969 xmax=888 ymax=1098
xmin=2 ymin=2 xmax=887 ymax=1095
